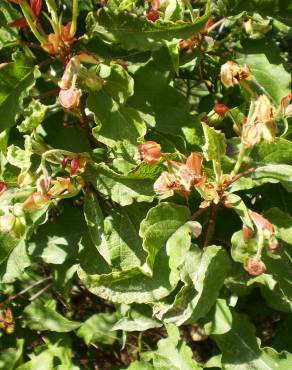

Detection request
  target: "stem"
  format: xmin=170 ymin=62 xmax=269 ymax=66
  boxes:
xmin=231 ymin=143 xmax=246 ymax=177
xmin=190 ymin=206 xmax=209 ymax=221
xmin=2 ymin=276 xmax=52 ymax=304
xmin=29 ymin=283 xmax=53 ymax=301
xmin=20 ymin=2 xmax=47 ymax=45
xmin=70 ymin=0 xmax=79 ymax=36
xmin=204 ymin=203 xmax=220 ymax=248
xmin=207 ymin=19 xmax=225 ymax=33
xmin=224 ymin=167 xmax=254 ymax=188
xmin=183 ymin=0 xmax=196 ymax=23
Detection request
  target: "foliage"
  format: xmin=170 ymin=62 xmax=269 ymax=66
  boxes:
xmin=0 ymin=0 xmax=292 ymax=368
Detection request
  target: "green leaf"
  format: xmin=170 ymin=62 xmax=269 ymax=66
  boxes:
xmin=83 ymin=191 xmax=111 ymax=264
xmin=251 ymin=138 xmax=292 ymax=165
xmin=139 ymin=202 xmax=191 ymax=275
xmin=230 ymin=164 xmax=292 ymax=192
xmin=0 ymin=232 xmax=19 ymax=265
xmin=89 ymin=91 xmax=146 ymax=161
xmin=0 ymin=238 xmax=30 ymax=283
xmin=226 ymin=193 xmax=254 ymax=229
xmin=202 ymin=122 xmax=226 ymax=162
xmin=29 ymin=203 xmax=85 ymax=264
xmin=84 ymin=162 xmax=156 ymax=206
xmin=85 ymin=198 xmax=148 ymax=270
xmin=264 ymin=207 xmax=292 ymax=245
xmin=23 ymin=299 xmax=81 ymax=332
xmin=113 ymin=304 xmax=162 ymax=332
xmin=155 ymin=245 xmax=231 ymax=325
xmin=0 ymin=61 xmax=38 ymax=132
xmin=236 ymin=54 xmax=291 ymax=104
xmin=218 ymin=0 xmax=292 ymax=18
xmin=203 ymin=299 xmax=233 ymax=335
xmin=127 ymin=362 xmax=154 ymax=370
xmin=210 ymin=303 xmax=292 ymax=370
xmin=0 ymin=339 xmax=23 ymax=370
xmin=0 ymin=1 xmax=20 ymax=49
xmin=87 ymin=10 xmax=209 ymax=51
xmin=77 ymin=312 xmax=119 ymax=345
xmin=78 ymin=203 xmax=191 ymax=304
xmin=17 ymin=99 xmax=48 ymax=133
xmin=151 ymin=324 xmax=202 ymax=369
xmin=98 ymin=63 xmax=134 ymax=105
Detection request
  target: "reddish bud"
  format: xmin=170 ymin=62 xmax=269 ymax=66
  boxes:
xmin=62 ymin=156 xmax=70 ymax=170
xmin=139 ymin=141 xmax=162 ymax=164
xmin=242 ymin=224 xmax=253 ymax=242
xmin=23 ymin=192 xmax=51 ymax=211
xmin=30 ymin=0 xmax=42 ymax=18
xmin=0 ymin=181 xmax=7 ymax=196
xmin=61 ymin=22 xmax=76 ymax=45
xmin=146 ymin=10 xmax=159 ymax=22
xmin=71 ymin=156 xmax=80 ymax=174
xmin=8 ymin=17 xmax=28 ymax=28
xmin=246 ymin=257 xmax=266 ymax=276
xmin=214 ymin=103 xmax=229 ymax=117
xmin=250 ymin=211 xmax=275 ymax=233
xmin=59 ymin=88 xmax=82 ymax=109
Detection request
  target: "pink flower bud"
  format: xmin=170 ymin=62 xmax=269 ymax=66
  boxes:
xmin=242 ymin=224 xmax=254 ymax=242
xmin=250 ymin=211 xmax=275 ymax=232
xmin=139 ymin=141 xmax=162 ymax=164
xmin=0 ymin=214 xmax=16 ymax=233
xmin=0 ymin=181 xmax=7 ymax=196
xmin=146 ymin=10 xmax=159 ymax=22
xmin=23 ymin=192 xmax=51 ymax=211
xmin=59 ymin=88 xmax=82 ymax=109
xmin=214 ymin=103 xmax=229 ymax=117
xmin=246 ymin=257 xmax=266 ymax=276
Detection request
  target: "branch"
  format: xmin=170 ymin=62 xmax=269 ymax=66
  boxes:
xmin=204 ymin=203 xmax=220 ymax=247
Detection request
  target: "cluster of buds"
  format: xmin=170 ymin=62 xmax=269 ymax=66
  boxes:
xmin=9 ymin=0 xmax=78 ymax=58
xmin=58 ymin=54 xmax=102 ymax=109
xmin=241 ymin=95 xmax=278 ymax=147
xmin=61 ymin=153 xmax=90 ymax=175
xmin=220 ymin=61 xmax=252 ymax=89
xmin=154 ymin=153 xmax=206 ymax=198
xmin=139 ymin=141 xmax=232 ymax=207
xmin=243 ymin=211 xmax=279 ymax=276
